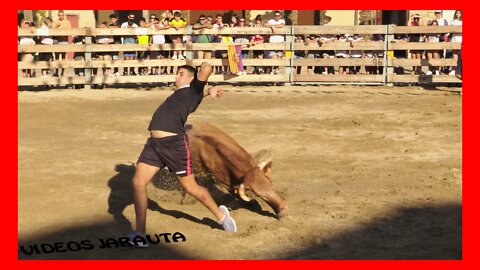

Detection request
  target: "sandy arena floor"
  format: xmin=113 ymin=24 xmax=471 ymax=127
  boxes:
xmin=18 ymin=84 xmax=462 ymax=259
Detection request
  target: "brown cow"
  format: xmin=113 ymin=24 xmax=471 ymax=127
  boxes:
xmin=185 ymin=122 xmax=288 ymax=219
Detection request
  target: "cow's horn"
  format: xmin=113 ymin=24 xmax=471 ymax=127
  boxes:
xmin=238 ymin=184 xmax=252 ymax=202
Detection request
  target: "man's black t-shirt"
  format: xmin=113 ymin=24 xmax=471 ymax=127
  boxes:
xmin=148 ymin=76 xmax=206 ymax=135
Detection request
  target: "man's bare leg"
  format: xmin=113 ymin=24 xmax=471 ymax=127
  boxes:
xmin=177 ymin=174 xmax=224 ymax=220
xmin=132 ymin=162 xmax=160 ymax=235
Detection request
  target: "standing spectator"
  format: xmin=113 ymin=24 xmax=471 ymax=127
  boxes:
xmin=265 ymin=10 xmax=286 ymax=74
xmin=38 ymin=17 xmax=54 ymax=78
xmin=121 ymin=12 xmax=138 ymax=76
xmin=213 ymin=14 xmax=225 ymax=74
xmin=293 ymin=35 xmax=305 ymax=74
xmin=137 ymin=18 xmax=150 ymax=75
xmin=434 ymin=10 xmax=449 ymax=73
xmin=250 ymin=16 xmax=265 ymax=74
xmin=335 ymin=34 xmax=349 ymax=75
xmin=450 ymin=10 xmax=462 ymax=75
xmin=305 ymin=34 xmax=321 ymax=75
xmin=220 ymin=24 xmax=234 ymax=74
xmin=192 ymin=14 xmax=213 ymax=61
xmin=19 ymin=19 xmax=36 ymax=78
xmin=95 ymin=22 xmax=114 ymax=76
xmin=425 ymin=20 xmax=440 ymax=75
xmin=319 ymin=16 xmax=335 ymax=75
xmin=348 ymin=33 xmax=364 ymax=74
xmin=366 ymin=33 xmax=385 ymax=75
xmin=109 ymin=13 xmax=122 ymax=76
xmin=409 ymin=14 xmax=423 ymax=75
xmin=52 ymin=10 xmax=72 ymax=77
xmin=168 ymin=11 xmax=187 ymax=60
xmin=161 ymin=10 xmax=174 ymax=61
xmin=149 ymin=15 xmax=170 ymax=75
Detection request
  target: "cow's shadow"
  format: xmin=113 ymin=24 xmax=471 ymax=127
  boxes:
xmin=106 ymin=164 xmax=275 ymax=229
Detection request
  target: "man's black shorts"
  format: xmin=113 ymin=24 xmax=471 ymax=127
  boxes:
xmin=137 ymin=135 xmax=192 ymax=177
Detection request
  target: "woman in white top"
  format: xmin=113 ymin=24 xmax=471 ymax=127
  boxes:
xmin=450 ymin=10 xmax=462 ymax=75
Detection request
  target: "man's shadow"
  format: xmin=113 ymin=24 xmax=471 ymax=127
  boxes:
xmin=107 ymin=163 xmax=275 ymax=229
xmin=106 ymin=164 xmax=219 ymax=229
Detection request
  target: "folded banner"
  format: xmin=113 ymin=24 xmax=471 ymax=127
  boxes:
xmin=227 ymin=44 xmax=244 ymax=73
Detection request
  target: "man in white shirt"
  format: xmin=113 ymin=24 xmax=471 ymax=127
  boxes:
xmin=265 ymin=10 xmax=286 ymax=74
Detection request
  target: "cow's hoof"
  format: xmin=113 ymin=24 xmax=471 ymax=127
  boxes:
xmin=276 ymin=209 xmax=288 ymax=220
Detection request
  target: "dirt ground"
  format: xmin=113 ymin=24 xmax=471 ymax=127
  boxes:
xmin=18 ymin=84 xmax=462 ymax=259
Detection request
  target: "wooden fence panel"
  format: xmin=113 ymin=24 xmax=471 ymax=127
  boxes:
xmin=18 ymin=25 xmax=462 ymax=87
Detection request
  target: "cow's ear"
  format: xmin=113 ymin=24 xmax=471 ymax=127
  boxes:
xmin=258 ymin=158 xmax=272 ymax=175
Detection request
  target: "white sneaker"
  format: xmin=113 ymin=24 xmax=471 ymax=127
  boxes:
xmin=171 ymin=55 xmax=178 ymax=60
xmin=242 ymin=71 xmax=247 ymax=75
xmin=178 ymin=54 xmax=185 ymax=60
xmin=127 ymin=231 xmax=148 ymax=248
xmin=435 ymin=70 xmax=440 ymax=75
xmin=218 ymin=205 xmax=237 ymax=233
xmin=237 ymin=71 xmax=243 ymax=76
xmin=426 ymin=71 xmax=433 ymax=75
xmin=449 ymin=70 xmax=456 ymax=75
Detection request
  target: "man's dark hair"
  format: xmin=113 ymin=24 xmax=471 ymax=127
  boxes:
xmin=109 ymin=13 xmax=117 ymax=19
xmin=177 ymin=65 xmax=197 ymax=76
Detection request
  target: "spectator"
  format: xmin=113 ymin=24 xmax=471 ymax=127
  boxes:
xmin=19 ymin=19 xmax=36 ymax=78
xmin=149 ymin=14 xmax=170 ymax=75
xmin=450 ymin=10 xmax=462 ymax=75
xmin=38 ymin=17 xmax=54 ymax=78
xmin=230 ymin=14 xmax=239 ymax=27
xmin=234 ymin=17 xmax=250 ymax=74
xmin=392 ymin=31 xmax=409 ymax=74
xmin=293 ymin=35 xmax=305 ymax=74
xmin=161 ymin=10 xmax=174 ymax=61
xmin=121 ymin=12 xmax=138 ymax=76
xmin=168 ymin=11 xmax=187 ymax=60
xmin=265 ymin=10 xmax=286 ymax=74
xmin=250 ymin=15 xmax=265 ymax=74
xmin=220 ymin=24 xmax=234 ymax=74
xmin=137 ymin=17 xmax=150 ymax=75
xmin=72 ymin=33 xmax=85 ymax=86
xmin=408 ymin=14 xmax=423 ymax=75
xmin=109 ymin=13 xmax=122 ymax=76
xmin=95 ymin=21 xmax=114 ymax=76
xmin=213 ymin=14 xmax=226 ymax=74
xmin=434 ymin=10 xmax=449 ymax=73
xmin=305 ymin=34 xmax=321 ymax=75
xmin=192 ymin=14 xmax=213 ymax=61
xmin=319 ymin=16 xmax=335 ymax=75
xmin=348 ymin=33 xmax=364 ymax=74
xmin=52 ymin=10 xmax=72 ymax=77
xmin=366 ymin=33 xmax=385 ymax=75
xmin=335 ymin=34 xmax=349 ymax=75
xmin=425 ymin=20 xmax=440 ymax=75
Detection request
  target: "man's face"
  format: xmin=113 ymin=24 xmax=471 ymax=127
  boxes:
xmin=274 ymin=13 xmax=281 ymax=21
xmin=199 ymin=17 xmax=206 ymax=24
xmin=58 ymin=12 xmax=65 ymax=21
xmin=175 ymin=68 xmax=194 ymax=88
